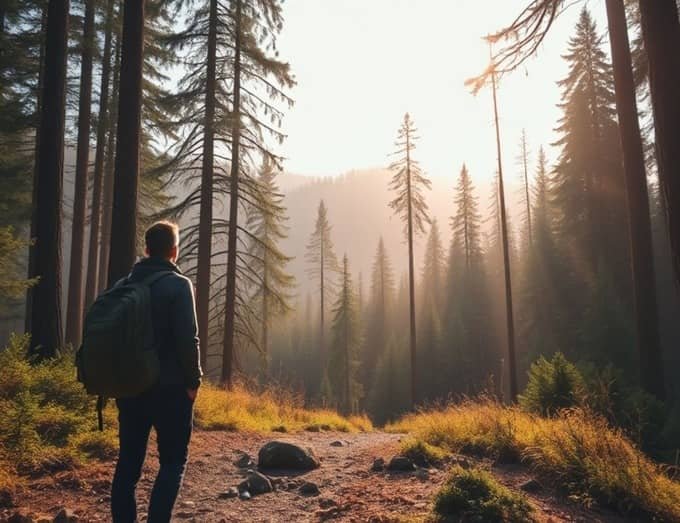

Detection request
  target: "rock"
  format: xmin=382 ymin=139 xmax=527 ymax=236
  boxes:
xmin=415 ymin=468 xmax=430 ymax=481
xmin=218 ymin=487 xmax=239 ymax=499
xmin=387 ymin=456 xmax=416 ymax=472
xmin=371 ymin=457 xmax=385 ymax=472
xmin=520 ymin=478 xmax=543 ymax=493
xmin=258 ymin=441 xmax=320 ymax=470
xmin=234 ymin=452 xmax=254 ymax=469
xmin=329 ymin=440 xmax=344 ymax=447
xmin=178 ymin=501 xmax=195 ymax=509
xmin=318 ymin=498 xmax=338 ymax=509
xmin=238 ymin=471 xmax=273 ymax=496
xmin=451 ymin=456 xmax=472 ymax=470
xmin=53 ymin=508 xmax=77 ymax=523
xmin=7 ymin=512 xmax=33 ymax=523
xmin=299 ymin=481 xmax=320 ymax=496
xmin=238 ymin=490 xmax=251 ymax=501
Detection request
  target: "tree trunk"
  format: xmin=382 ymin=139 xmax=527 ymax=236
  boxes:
xmin=606 ymin=0 xmax=665 ymax=401
xmin=28 ymin=0 xmax=70 ymax=358
xmin=107 ymin=0 xmax=145 ymax=286
xmin=491 ymin=62 xmax=518 ymax=401
xmin=221 ymin=0 xmax=242 ymax=387
xmin=262 ymin=249 xmax=269 ymax=374
xmin=406 ymin=130 xmax=417 ymax=408
xmin=84 ymin=0 xmax=115 ymax=308
xmin=196 ymin=0 xmax=218 ymax=373
xmin=638 ymin=0 xmax=680 ymax=287
xmin=521 ymin=131 xmax=533 ymax=246
xmin=98 ymin=27 xmax=121 ymax=292
xmin=65 ymin=0 xmax=95 ymax=347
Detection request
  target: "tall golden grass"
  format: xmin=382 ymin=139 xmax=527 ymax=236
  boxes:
xmin=387 ymin=398 xmax=680 ymax=520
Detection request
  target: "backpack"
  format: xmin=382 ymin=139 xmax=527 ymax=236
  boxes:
xmin=76 ymin=271 xmax=174 ymax=411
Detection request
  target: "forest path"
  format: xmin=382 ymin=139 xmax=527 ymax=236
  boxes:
xmin=12 ymin=430 xmax=626 ymax=522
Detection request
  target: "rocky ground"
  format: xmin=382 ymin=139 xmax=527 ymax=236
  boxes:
xmin=5 ymin=430 xmax=629 ymax=522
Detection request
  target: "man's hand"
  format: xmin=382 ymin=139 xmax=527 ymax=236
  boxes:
xmin=186 ymin=388 xmax=198 ymax=401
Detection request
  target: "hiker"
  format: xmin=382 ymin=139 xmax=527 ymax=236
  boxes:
xmin=110 ymin=221 xmax=202 ymax=523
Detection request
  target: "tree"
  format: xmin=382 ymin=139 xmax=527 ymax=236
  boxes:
xmin=451 ymin=164 xmax=482 ymax=270
xmin=517 ymin=129 xmax=533 ymax=246
xmin=107 ymin=0 xmax=146 ymax=286
xmin=84 ymin=0 xmax=116 ymax=308
xmin=28 ymin=0 xmax=70 ymax=358
xmin=246 ymin=161 xmax=294 ymax=373
xmin=221 ymin=0 xmax=294 ymax=387
xmin=329 ymin=254 xmax=361 ymax=414
xmin=306 ymin=200 xmax=339 ymax=373
xmin=65 ymin=0 xmax=95 ymax=347
xmin=605 ymin=0 xmax=664 ymax=400
xmin=637 ymin=0 xmax=680 ymax=287
xmin=388 ymin=112 xmax=431 ymax=406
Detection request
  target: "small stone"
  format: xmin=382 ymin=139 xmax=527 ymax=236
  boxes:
xmin=371 ymin=457 xmax=385 ymax=472
xmin=329 ymin=440 xmax=344 ymax=447
xmin=520 ymin=478 xmax=543 ymax=493
xmin=387 ymin=456 xmax=416 ymax=472
xmin=451 ymin=456 xmax=472 ymax=469
xmin=415 ymin=468 xmax=430 ymax=481
xmin=218 ymin=487 xmax=239 ymax=499
xmin=238 ymin=471 xmax=273 ymax=496
xmin=179 ymin=501 xmax=195 ymax=509
xmin=53 ymin=508 xmax=78 ymax=523
xmin=318 ymin=498 xmax=337 ymax=509
xmin=299 ymin=481 xmax=320 ymax=496
xmin=239 ymin=490 xmax=251 ymax=501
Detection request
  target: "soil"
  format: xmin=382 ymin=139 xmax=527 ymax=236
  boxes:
xmin=6 ymin=430 xmax=630 ymax=522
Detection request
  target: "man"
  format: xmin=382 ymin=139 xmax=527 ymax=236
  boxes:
xmin=111 ymin=220 xmax=202 ymax=523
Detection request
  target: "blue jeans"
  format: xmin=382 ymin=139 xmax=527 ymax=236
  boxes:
xmin=111 ymin=384 xmax=194 ymax=523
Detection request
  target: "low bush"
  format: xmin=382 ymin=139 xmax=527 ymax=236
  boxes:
xmin=388 ymin=399 xmax=680 ymax=520
xmin=431 ymin=465 xmax=533 ymax=522
xmin=400 ymin=438 xmax=448 ymax=467
xmin=519 ymin=352 xmax=585 ymax=416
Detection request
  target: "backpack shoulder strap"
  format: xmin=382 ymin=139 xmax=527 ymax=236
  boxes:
xmin=140 ymin=270 xmax=175 ymax=287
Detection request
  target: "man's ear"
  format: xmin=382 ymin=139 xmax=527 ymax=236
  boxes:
xmin=170 ymin=244 xmax=179 ymax=262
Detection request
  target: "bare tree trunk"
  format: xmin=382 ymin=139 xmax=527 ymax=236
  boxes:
xmin=606 ymin=0 xmax=665 ymax=401
xmin=521 ymin=130 xmax=533 ymax=246
xmin=406 ymin=130 xmax=417 ymax=408
xmin=262 ymin=249 xmax=269 ymax=374
xmin=28 ymin=0 xmax=70 ymax=358
xmin=84 ymin=0 xmax=115 ymax=308
xmin=491 ymin=61 xmax=518 ymax=401
xmin=98 ymin=27 xmax=121 ymax=292
xmin=638 ymin=0 xmax=680 ymax=287
xmin=221 ymin=0 xmax=242 ymax=387
xmin=65 ymin=0 xmax=95 ymax=347
xmin=107 ymin=0 xmax=145 ymax=286
xmin=196 ymin=0 xmax=218 ymax=373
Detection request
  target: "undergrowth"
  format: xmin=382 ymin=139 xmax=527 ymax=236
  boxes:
xmin=388 ymin=398 xmax=680 ymax=521
xmin=431 ymin=465 xmax=534 ymax=522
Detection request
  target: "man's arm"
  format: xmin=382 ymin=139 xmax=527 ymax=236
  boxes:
xmin=172 ymin=277 xmax=203 ymax=390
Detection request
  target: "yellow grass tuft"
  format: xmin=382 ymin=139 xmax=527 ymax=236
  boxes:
xmin=194 ymin=383 xmax=372 ymax=433
xmin=387 ymin=398 xmax=680 ymax=520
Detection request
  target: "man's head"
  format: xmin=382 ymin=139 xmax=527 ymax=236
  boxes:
xmin=145 ymin=221 xmax=180 ymax=263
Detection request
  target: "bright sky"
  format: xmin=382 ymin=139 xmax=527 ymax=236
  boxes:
xmin=276 ymin=0 xmax=608 ymax=183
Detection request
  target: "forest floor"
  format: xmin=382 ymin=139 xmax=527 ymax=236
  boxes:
xmin=7 ymin=430 xmax=629 ymax=522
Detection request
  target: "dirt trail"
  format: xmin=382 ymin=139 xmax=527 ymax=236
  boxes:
xmin=9 ymin=430 xmax=626 ymax=522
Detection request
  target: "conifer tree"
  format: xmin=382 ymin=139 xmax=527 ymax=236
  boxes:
xmin=329 ymin=254 xmax=361 ymax=414
xmin=388 ymin=112 xmax=431 ymax=406
xmin=517 ymin=129 xmax=533 ymax=246
xmin=451 ymin=164 xmax=482 ymax=270
xmin=246 ymin=160 xmax=295 ymax=373
xmin=28 ymin=0 xmax=70 ymax=358
xmin=306 ymin=200 xmax=339 ymax=371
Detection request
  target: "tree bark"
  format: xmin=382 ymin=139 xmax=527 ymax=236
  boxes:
xmin=406 ymin=128 xmax=417 ymax=408
xmin=107 ymin=0 xmax=145 ymax=286
xmin=222 ymin=0 xmax=242 ymax=387
xmin=196 ymin=0 xmax=218 ymax=373
xmin=84 ymin=0 xmax=115 ymax=308
xmin=606 ymin=0 xmax=665 ymax=401
xmin=28 ymin=0 xmax=70 ymax=358
xmin=65 ymin=0 xmax=95 ymax=347
xmin=638 ymin=0 xmax=680 ymax=287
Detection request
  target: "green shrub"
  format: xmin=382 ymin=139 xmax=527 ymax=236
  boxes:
xmin=432 ymin=466 xmax=533 ymax=522
xmin=400 ymin=438 xmax=447 ymax=467
xmin=70 ymin=430 xmax=118 ymax=460
xmin=519 ymin=352 xmax=585 ymax=416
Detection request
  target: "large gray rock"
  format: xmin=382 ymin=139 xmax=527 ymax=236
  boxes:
xmin=257 ymin=441 xmax=320 ymax=471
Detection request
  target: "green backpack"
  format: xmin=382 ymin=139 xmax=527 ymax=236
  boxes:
xmin=76 ymin=271 xmax=173 ymax=405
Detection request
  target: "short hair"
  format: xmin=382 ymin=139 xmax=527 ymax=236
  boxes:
xmin=145 ymin=221 xmax=179 ymax=258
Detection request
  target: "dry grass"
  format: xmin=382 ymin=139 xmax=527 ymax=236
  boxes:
xmin=194 ymin=383 xmax=373 ymax=433
xmin=387 ymin=398 xmax=680 ymax=520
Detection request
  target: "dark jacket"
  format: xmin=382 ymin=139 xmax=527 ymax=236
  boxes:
xmin=125 ymin=257 xmax=202 ymax=390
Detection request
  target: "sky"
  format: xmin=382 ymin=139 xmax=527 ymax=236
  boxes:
xmin=275 ymin=0 xmax=609 ymax=184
